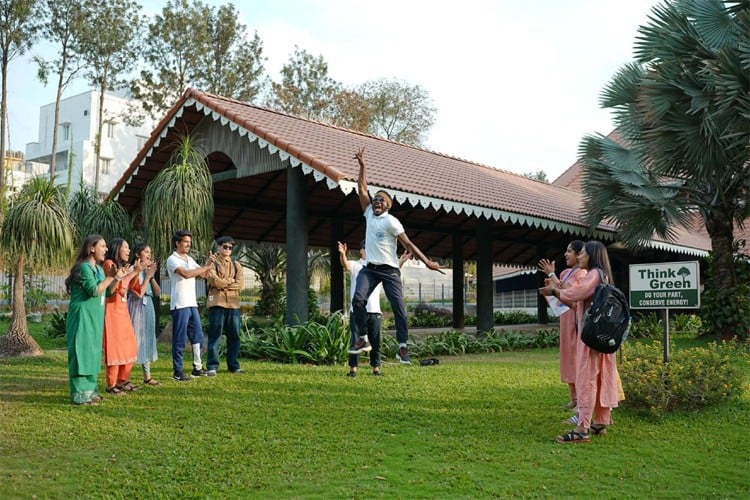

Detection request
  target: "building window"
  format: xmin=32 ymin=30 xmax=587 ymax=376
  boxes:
xmin=100 ymin=158 xmax=112 ymax=175
xmin=60 ymin=123 xmax=70 ymax=141
xmin=105 ymin=121 xmax=115 ymax=138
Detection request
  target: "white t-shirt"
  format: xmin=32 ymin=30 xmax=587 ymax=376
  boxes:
xmin=350 ymin=259 xmax=382 ymax=314
xmin=363 ymin=205 xmax=404 ymax=268
xmin=167 ymin=251 xmax=201 ymax=310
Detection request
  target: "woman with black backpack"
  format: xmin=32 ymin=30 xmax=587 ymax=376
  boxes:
xmin=540 ymin=240 xmax=623 ymax=443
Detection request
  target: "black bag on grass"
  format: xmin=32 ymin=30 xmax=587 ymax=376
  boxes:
xmin=581 ymin=277 xmax=630 ymax=354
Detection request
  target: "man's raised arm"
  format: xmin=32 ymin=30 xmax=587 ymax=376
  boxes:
xmin=355 ymin=147 xmax=370 ymax=211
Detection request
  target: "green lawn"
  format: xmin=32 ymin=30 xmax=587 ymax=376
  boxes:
xmin=1 ymin=327 xmax=749 ymax=498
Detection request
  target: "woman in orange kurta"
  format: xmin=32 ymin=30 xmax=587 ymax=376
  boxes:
xmin=538 ymin=240 xmax=587 ymax=408
xmin=103 ymin=238 xmax=142 ymax=396
xmin=541 ymin=240 xmax=622 ymax=443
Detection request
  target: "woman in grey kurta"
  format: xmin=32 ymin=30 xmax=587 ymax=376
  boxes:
xmin=127 ymin=243 xmax=161 ymax=385
xmin=65 ymin=235 xmax=123 ymax=405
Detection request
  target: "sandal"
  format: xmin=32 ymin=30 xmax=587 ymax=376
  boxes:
xmin=143 ymin=378 xmax=161 ymax=386
xmin=556 ymin=430 xmax=590 ymax=444
xmin=106 ymin=386 xmax=127 ymax=396
xmin=561 ymin=400 xmax=577 ymax=409
xmin=117 ymin=381 xmax=140 ymax=392
xmin=590 ymin=424 xmax=607 ymax=436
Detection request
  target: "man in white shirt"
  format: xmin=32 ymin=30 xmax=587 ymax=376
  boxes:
xmin=348 ymin=147 xmax=444 ymax=365
xmin=167 ymin=229 xmax=216 ymax=381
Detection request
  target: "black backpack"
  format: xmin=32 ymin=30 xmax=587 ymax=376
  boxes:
xmin=581 ymin=271 xmax=631 ymax=354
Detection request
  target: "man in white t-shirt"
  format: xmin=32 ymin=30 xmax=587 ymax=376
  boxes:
xmin=338 ymin=240 xmax=410 ymax=376
xmin=167 ymin=229 xmax=216 ymax=381
xmin=347 ymin=147 xmax=444 ymax=365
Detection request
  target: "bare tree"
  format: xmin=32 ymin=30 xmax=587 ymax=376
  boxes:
xmin=34 ymin=0 xmax=87 ymax=178
xmin=80 ymin=0 xmax=141 ymax=193
xmin=0 ymin=0 xmax=40 ymax=191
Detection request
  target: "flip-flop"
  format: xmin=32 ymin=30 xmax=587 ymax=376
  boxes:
xmin=556 ymin=431 xmax=590 ymax=444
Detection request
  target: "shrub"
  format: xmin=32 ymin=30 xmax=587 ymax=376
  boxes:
xmin=238 ymin=313 xmax=349 ymax=364
xmin=671 ymin=313 xmax=702 ymax=336
xmin=494 ymin=310 xmax=537 ymax=325
xmin=410 ymin=304 xmax=453 ymax=328
xmin=44 ymin=309 xmax=67 ymax=338
xmin=629 ymin=312 xmax=663 ymax=339
xmin=619 ymin=340 xmax=747 ymax=416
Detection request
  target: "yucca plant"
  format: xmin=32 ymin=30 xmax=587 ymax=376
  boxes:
xmin=0 ymin=177 xmax=76 ymax=357
xmin=142 ymin=132 xmax=214 ymax=263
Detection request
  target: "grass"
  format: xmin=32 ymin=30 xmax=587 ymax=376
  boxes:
xmin=1 ymin=321 xmax=749 ymax=498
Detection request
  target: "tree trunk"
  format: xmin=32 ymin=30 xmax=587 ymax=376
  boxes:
xmin=706 ymin=215 xmax=739 ymax=339
xmin=94 ymin=81 xmax=107 ymax=192
xmin=0 ymin=52 xmax=9 ymax=190
xmin=0 ymin=254 xmax=43 ymax=358
xmin=49 ymin=65 xmax=67 ymax=178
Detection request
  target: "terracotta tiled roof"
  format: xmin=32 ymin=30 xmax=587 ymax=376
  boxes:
xmin=112 ymin=88 xmax=710 ymax=264
xmin=174 ymin=89 xmax=596 ymax=230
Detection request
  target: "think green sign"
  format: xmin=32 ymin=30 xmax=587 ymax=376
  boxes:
xmin=629 ymin=261 xmax=700 ymax=309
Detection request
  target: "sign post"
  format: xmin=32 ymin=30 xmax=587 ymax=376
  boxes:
xmin=629 ymin=261 xmax=700 ymax=362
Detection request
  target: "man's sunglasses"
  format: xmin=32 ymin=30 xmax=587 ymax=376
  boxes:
xmin=221 ymin=244 xmax=234 ymax=250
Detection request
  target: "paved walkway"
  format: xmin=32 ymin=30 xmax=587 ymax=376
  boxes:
xmin=389 ymin=323 xmax=559 ymax=339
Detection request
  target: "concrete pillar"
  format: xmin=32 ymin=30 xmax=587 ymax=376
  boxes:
xmin=286 ymin=165 xmax=308 ymax=325
xmin=537 ymin=244 xmax=549 ymax=324
xmin=476 ymin=218 xmax=494 ymax=332
xmin=452 ymin=232 xmax=465 ymax=329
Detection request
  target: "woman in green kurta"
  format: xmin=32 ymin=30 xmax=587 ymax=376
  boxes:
xmin=65 ymin=235 xmax=123 ymax=405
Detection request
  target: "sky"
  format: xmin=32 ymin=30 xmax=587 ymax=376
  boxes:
xmin=8 ymin=0 xmax=662 ymax=181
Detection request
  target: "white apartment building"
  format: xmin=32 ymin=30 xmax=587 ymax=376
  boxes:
xmin=24 ymin=90 xmax=155 ymax=195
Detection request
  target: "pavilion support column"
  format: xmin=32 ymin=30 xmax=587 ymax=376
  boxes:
xmin=330 ymin=217 xmax=344 ymax=314
xmin=452 ymin=232 xmax=465 ymax=330
xmin=537 ymin=244 xmax=549 ymax=324
xmin=476 ymin=218 xmax=494 ymax=332
xmin=286 ymin=165 xmax=308 ymax=325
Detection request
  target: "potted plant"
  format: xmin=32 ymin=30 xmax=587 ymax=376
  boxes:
xmin=24 ymin=286 xmax=49 ymax=323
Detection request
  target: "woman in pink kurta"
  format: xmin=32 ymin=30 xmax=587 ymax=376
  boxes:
xmin=539 ymin=240 xmax=587 ymax=407
xmin=541 ymin=240 xmax=622 ymax=443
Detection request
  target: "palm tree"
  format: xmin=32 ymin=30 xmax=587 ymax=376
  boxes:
xmin=0 ymin=177 xmax=76 ymax=357
xmin=579 ymin=1 xmax=750 ymax=338
xmin=236 ymin=243 xmax=286 ymax=316
xmin=142 ymin=132 xmax=214 ymax=263
xmin=67 ymin=180 xmax=136 ymax=245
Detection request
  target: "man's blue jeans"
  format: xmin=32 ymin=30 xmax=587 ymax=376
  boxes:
xmin=171 ymin=307 xmax=204 ymax=374
xmin=352 ymin=264 xmax=408 ymax=344
xmin=207 ymin=307 xmax=241 ymax=372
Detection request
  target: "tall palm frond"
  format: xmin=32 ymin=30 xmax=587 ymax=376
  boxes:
xmin=1 ymin=177 xmax=76 ymax=270
xmin=67 ymin=180 xmax=98 ymax=237
xmin=581 ymin=0 xmax=750 ymax=337
xmin=80 ymin=197 xmax=137 ymax=244
xmin=0 ymin=177 xmax=76 ymax=357
xmin=307 ymin=249 xmax=329 ymax=283
xmin=143 ymin=132 xmax=214 ymax=263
